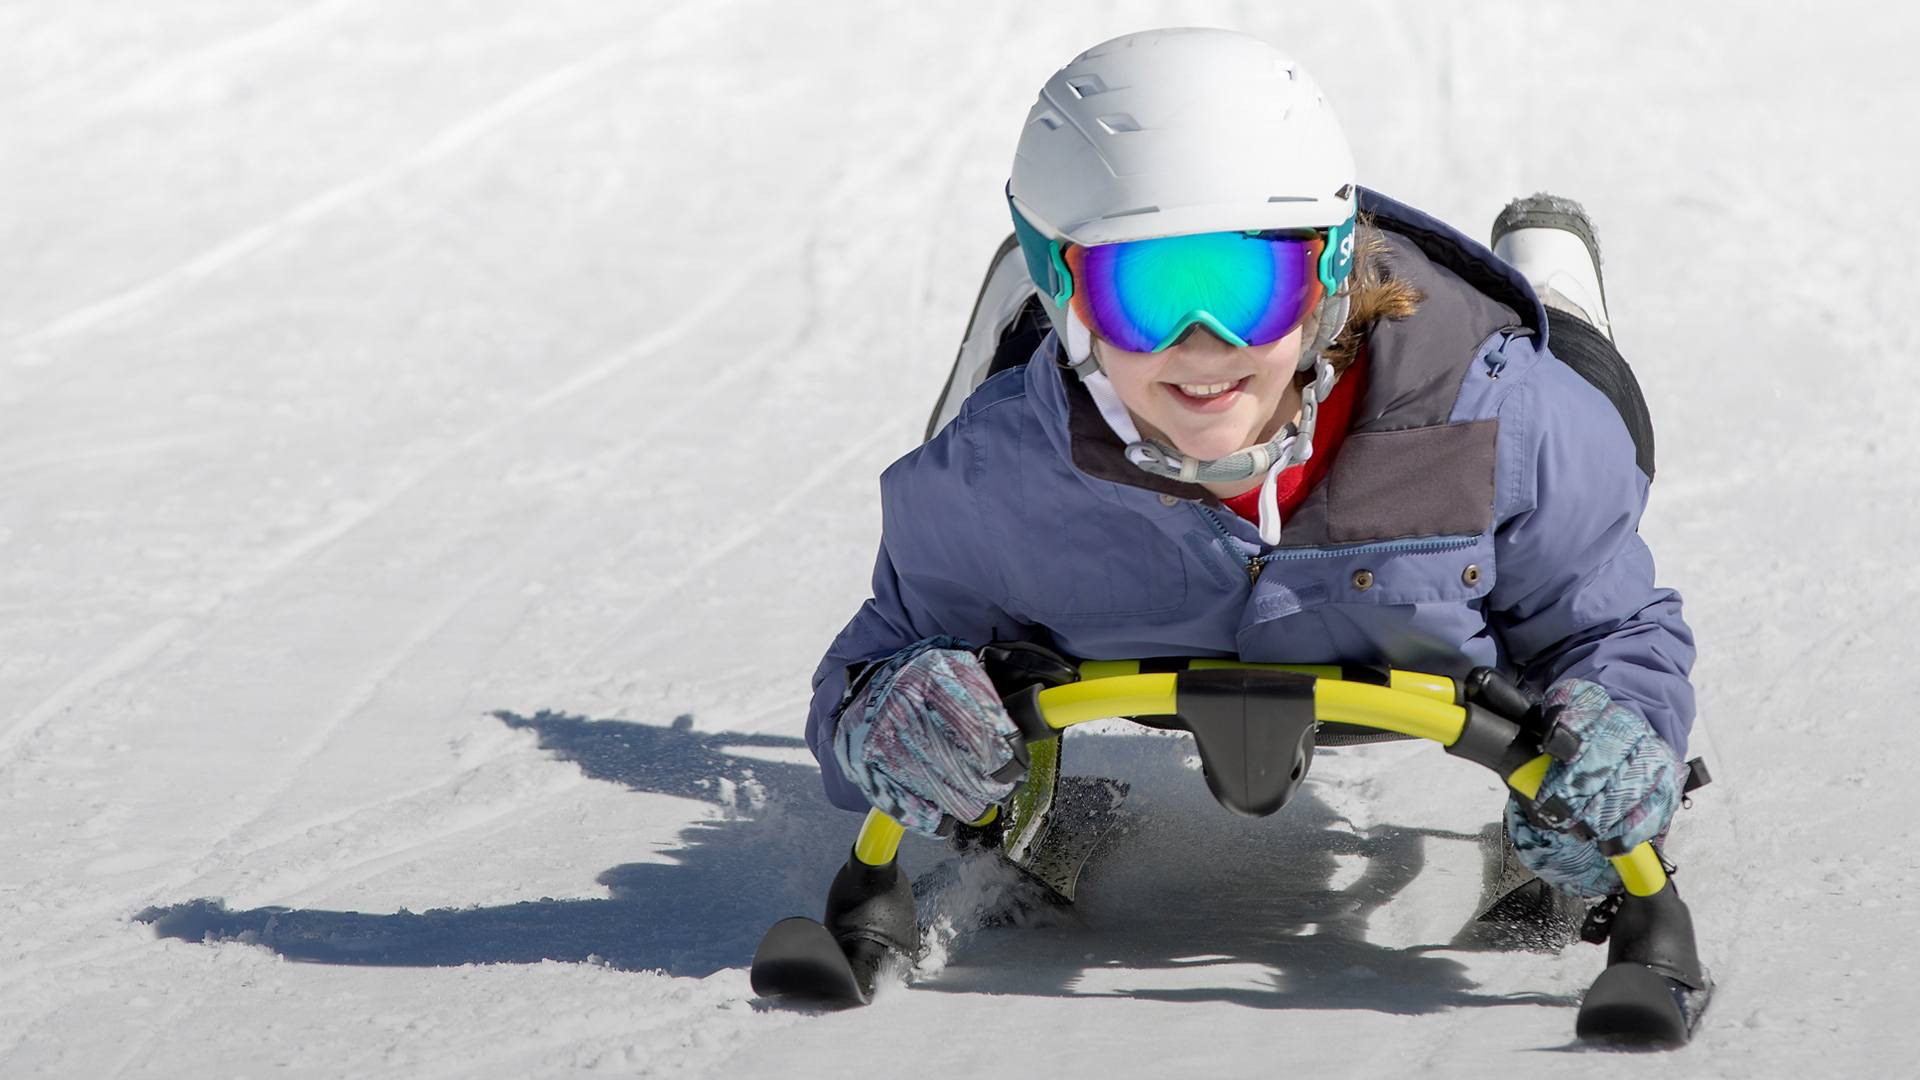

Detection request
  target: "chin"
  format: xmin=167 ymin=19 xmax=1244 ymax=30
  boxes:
xmin=1165 ymin=428 xmax=1254 ymax=462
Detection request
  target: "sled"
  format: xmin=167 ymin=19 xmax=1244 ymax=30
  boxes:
xmin=753 ymin=653 xmax=1713 ymax=1045
xmin=754 ymin=238 xmax=1708 ymax=1046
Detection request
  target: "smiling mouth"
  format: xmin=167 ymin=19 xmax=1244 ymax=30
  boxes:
xmin=1164 ymin=375 xmax=1251 ymax=411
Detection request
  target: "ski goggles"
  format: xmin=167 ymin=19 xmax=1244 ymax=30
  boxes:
xmin=1011 ymin=198 xmax=1355 ymax=354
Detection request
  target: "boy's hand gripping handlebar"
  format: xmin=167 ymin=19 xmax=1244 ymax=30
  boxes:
xmin=852 ymin=652 xmax=1677 ymax=902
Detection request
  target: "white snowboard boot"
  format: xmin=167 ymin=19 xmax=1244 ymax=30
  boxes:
xmin=1491 ymin=193 xmax=1613 ymax=342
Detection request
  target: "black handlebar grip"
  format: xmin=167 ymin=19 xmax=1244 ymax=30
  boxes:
xmin=999 ymin=684 xmax=1058 ymax=748
xmin=977 ymin=642 xmax=1079 ymax=698
xmin=1464 ymin=667 xmax=1537 ymax=722
xmin=1465 ymin=668 xmax=1583 ymax=762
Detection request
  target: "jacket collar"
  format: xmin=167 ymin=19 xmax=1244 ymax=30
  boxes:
xmin=1025 ymin=335 xmax=1217 ymax=504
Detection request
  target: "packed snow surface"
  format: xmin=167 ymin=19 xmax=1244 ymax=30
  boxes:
xmin=4 ymin=1 xmax=1916 ymax=1075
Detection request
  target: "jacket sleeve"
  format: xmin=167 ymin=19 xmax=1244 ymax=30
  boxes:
xmin=805 ymin=427 xmax=1033 ymax=812
xmin=1487 ymin=353 xmax=1698 ymax=753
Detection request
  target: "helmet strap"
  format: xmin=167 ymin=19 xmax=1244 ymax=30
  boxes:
xmin=1063 ymin=304 xmax=1097 ymax=370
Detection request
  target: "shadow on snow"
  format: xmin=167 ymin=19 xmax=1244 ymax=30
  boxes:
xmin=136 ymin=710 xmax=1575 ymax=1014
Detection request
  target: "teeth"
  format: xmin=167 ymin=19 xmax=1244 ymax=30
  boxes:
xmin=1176 ymin=380 xmax=1238 ymax=397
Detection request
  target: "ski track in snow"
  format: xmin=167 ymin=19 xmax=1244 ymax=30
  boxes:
xmin=15 ymin=0 xmax=364 ymax=114
xmin=1 ymin=287 xmax=791 ymax=953
xmin=3 ymin=0 xmax=970 ymax=767
xmin=157 ymin=561 xmax=514 ymax=898
xmin=0 ymin=618 xmax=192 ymax=764
xmin=0 ymin=269 xmax=745 ymax=773
xmin=566 ymin=412 xmax=913 ymax=677
xmin=10 ymin=44 xmax=627 ymax=353
xmin=559 ymin=14 xmax=1012 ymax=683
xmin=0 ymin=213 xmax=791 ymax=776
xmin=2 ymin=6 xmax=719 ymax=770
xmin=6 ymin=2 xmax=1916 ymax=1076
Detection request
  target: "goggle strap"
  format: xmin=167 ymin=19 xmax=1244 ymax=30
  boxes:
xmin=1009 ymin=197 xmax=1075 ymax=308
xmin=1319 ymin=216 xmax=1357 ymax=293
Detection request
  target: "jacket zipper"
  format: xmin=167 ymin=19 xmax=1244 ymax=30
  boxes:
xmin=1193 ymin=505 xmax=1261 ymax=584
xmin=1194 ymin=505 xmax=1479 ymax=586
xmin=1257 ymin=535 xmax=1481 ymax=561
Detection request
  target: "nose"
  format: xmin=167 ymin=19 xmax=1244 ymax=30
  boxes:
xmin=1166 ymin=322 xmax=1238 ymax=356
xmin=1169 ymin=321 xmax=1233 ymax=350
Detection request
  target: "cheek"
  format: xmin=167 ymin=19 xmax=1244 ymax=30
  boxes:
xmin=1105 ymin=366 xmax=1155 ymax=403
xmin=1249 ymin=330 xmax=1306 ymax=376
xmin=1094 ymin=349 xmax=1166 ymax=408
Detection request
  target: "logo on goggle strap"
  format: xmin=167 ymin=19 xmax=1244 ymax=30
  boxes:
xmin=1319 ymin=217 xmax=1356 ymax=293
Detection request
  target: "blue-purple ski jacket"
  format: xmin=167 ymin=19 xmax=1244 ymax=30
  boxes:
xmin=807 ymin=190 xmax=1696 ymax=813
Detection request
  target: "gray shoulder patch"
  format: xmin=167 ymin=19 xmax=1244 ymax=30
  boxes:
xmin=1326 ymin=419 xmax=1499 ymax=542
xmin=1355 ymin=233 xmax=1524 ymax=432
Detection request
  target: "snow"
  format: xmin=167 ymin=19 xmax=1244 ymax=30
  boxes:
xmin=3 ymin=1 xmax=1915 ymax=1075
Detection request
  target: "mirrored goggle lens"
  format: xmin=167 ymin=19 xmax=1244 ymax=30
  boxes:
xmin=1065 ymin=230 xmax=1327 ymax=354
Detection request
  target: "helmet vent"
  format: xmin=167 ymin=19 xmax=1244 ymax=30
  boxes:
xmin=1032 ymin=108 xmax=1062 ymax=130
xmin=1066 ymin=74 xmax=1108 ymax=99
xmin=1101 ymin=204 xmax=1160 ymax=220
xmin=1096 ymin=113 xmax=1141 ymax=134
xmin=1266 ymin=195 xmax=1314 ymax=203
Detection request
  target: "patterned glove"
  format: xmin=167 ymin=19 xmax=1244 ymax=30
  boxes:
xmin=1506 ymin=678 xmax=1685 ymax=897
xmin=831 ymin=637 xmax=1026 ymax=837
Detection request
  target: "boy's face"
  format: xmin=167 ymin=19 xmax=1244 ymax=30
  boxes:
xmin=1095 ymin=323 xmax=1306 ymax=464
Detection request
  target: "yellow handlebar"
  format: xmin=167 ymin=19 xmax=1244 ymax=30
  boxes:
xmin=849 ymin=663 xmax=1668 ymax=896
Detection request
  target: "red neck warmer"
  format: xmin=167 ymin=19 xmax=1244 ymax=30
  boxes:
xmin=1220 ymin=346 xmax=1370 ymax=527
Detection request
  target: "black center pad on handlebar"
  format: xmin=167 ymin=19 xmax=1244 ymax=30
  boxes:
xmin=1175 ymin=669 xmax=1319 ymax=817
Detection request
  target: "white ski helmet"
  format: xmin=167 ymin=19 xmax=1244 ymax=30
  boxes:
xmin=1009 ymin=26 xmax=1356 ymax=337
xmin=1006 ymin=28 xmax=1360 ymax=545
